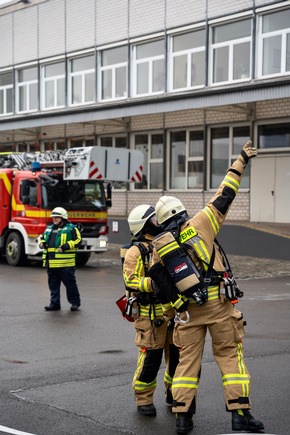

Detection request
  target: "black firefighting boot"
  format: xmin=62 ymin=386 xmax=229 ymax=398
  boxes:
xmin=232 ymin=409 xmax=265 ymax=432
xmin=165 ymin=388 xmax=173 ymax=405
xmin=176 ymin=412 xmax=194 ymax=434
xmin=137 ymin=404 xmax=156 ymax=417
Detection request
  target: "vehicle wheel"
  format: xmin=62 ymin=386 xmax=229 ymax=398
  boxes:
xmin=76 ymin=252 xmax=91 ymax=267
xmin=5 ymin=232 xmax=26 ymax=266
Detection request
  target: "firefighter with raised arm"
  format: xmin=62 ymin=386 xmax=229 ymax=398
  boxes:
xmin=122 ymin=205 xmax=179 ymax=417
xmin=151 ymin=141 xmax=265 ymax=434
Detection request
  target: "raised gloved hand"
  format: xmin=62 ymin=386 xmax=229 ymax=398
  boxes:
xmin=239 ymin=140 xmax=257 ymax=164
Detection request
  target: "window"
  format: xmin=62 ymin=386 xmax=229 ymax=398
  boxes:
xmin=258 ymin=123 xmax=290 ymax=149
xmin=28 ymin=143 xmax=40 ymax=152
xmin=16 ymin=67 xmax=38 ymax=113
xmin=99 ymin=135 xmax=127 ymax=148
xmin=0 ymin=72 xmax=13 ymax=116
xmin=210 ymin=19 xmax=252 ymax=84
xmin=169 ymin=29 xmax=206 ymax=91
xmin=132 ymin=39 xmax=165 ymax=96
xmin=210 ymin=125 xmax=250 ymax=189
xmin=258 ymin=9 xmax=290 ymax=77
xmin=169 ymin=130 xmax=204 ymax=189
xmin=134 ymin=133 xmax=164 ymax=189
xmin=69 ymin=55 xmax=95 ymax=105
xmin=99 ymin=46 xmax=127 ymax=100
xmin=42 ymin=62 xmax=65 ymax=109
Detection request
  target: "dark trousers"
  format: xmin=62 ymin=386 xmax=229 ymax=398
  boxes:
xmin=47 ymin=267 xmax=81 ymax=307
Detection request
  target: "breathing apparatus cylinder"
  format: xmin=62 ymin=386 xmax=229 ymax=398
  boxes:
xmin=153 ymin=231 xmax=207 ymax=305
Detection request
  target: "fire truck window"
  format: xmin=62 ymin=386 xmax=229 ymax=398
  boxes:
xmin=20 ymin=180 xmax=38 ymax=206
xmin=41 ymin=179 xmax=106 ymax=209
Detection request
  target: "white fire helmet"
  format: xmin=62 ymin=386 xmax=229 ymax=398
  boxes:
xmin=155 ymin=196 xmax=186 ymax=224
xmin=50 ymin=207 xmax=68 ymax=220
xmin=128 ymin=204 xmax=155 ymax=236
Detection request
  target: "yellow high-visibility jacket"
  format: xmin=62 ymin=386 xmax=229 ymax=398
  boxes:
xmin=40 ymin=222 xmax=81 ymax=268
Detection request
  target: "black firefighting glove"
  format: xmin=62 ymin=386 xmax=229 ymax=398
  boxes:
xmin=239 ymin=140 xmax=257 ymax=164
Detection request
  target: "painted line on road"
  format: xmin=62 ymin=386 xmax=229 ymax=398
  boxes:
xmin=0 ymin=425 xmax=37 ymax=435
xmin=240 ymin=223 xmax=290 ymax=240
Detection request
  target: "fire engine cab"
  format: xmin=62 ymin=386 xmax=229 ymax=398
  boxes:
xmin=0 ymin=146 xmax=143 ymax=267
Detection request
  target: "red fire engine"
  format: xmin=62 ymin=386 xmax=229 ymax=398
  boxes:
xmin=0 ymin=146 xmax=143 ymax=266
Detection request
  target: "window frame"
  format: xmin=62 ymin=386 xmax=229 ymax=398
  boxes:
xmin=16 ymin=66 xmax=38 ymax=114
xmin=131 ymin=38 xmax=165 ymax=97
xmin=133 ymin=131 xmax=164 ymax=190
xmin=168 ymin=128 xmax=205 ymax=191
xmin=208 ymin=124 xmax=251 ymax=190
xmin=255 ymin=119 xmax=290 ymax=151
xmin=168 ymin=28 xmax=206 ymax=92
xmin=257 ymin=9 xmax=290 ymax=78
xmin=68 ymin=54 xmax=95 ymax=106
xmin=209 ymin=18 xmax=252 ymax=85
xmin=41 ymin=61 xmax=66 ymax=110
xmin=0 ymin=70 xmax=13 ymax=116
xmin=98 ymin=45 xmax=128 ymax=101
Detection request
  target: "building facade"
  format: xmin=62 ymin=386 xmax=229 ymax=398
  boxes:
xmin=0 ymin=0 xmax=290 ymax=222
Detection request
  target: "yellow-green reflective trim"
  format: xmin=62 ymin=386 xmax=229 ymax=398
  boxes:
xmin=193 ymin=239 xmax=210 ymax=265
xmin=157 ymin=240 xmax=179 ymax=257
xmin=172 ymin=377 xmax=199 ymax=389
xmin=134 ymin=378 xmax=157 ymax=391
xmin=133 ymin=351 xmax=145 ymax=383
xmin=164 ymin=371 xmax=173 ymax=384
xmin=139 ymin=306 xmax=163 ymax=318
xmin=202 ymin=206 xmax=219 ymax=235
xmin=223 ymin=175 xmax=240 ymax=193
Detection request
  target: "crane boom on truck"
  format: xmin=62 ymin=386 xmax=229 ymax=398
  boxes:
xmin=0 ymin=147 xmax=143 ymax=267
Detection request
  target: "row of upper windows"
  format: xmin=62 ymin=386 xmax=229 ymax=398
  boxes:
xmin=0 ymin=7 xmax=290 ymax=115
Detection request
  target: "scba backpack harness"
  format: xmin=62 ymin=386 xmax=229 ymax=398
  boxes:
xmin=116 ymin=241 xmax=152 ymax=322
xmin=149 ymin=227 xmax=243 ymax=322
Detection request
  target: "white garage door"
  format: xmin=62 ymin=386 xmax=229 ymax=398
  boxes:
xmin=250 ymin=155 xmax=290 ymax=223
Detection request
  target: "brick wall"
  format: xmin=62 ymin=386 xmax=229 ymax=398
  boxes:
xmin=110 ymin=190 xmax=250 ymax=220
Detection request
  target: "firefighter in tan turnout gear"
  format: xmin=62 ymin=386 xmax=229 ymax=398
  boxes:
xmin=152 ymin=141 xmax=265 ymax=434
xmin=122 ymin=205 xmax=179 ymax=417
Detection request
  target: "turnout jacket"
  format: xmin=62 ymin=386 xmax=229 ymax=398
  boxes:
xmin=153 ymin=157 xmax=246 ymax=303
xmin=40 ymin=221 xmax=81 ymax=268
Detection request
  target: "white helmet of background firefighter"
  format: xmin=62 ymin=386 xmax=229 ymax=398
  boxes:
xmin=50 ymin=207 xmax=68 ymax=220
xmin=155 ymin=196 xmax=186 ymax=225
xmin=128 ymin=204 xmax=158 ymax=237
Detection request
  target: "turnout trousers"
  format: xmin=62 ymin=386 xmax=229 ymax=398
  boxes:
xmin=133 ymin=315 xmax=179 ymax=406
xmin=172 ymin=296 xmax=251 ymax=414
xmin=47 ymin=267 xmax=81 ymax=307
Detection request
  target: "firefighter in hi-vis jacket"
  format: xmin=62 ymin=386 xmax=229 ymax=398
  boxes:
xmin=122 ymin=205 xmax=179 ymax=417
xmin=40 ymin=207 xmax=82 ymax=312
xmin=151 ymin=141 xmax=265 ymax=434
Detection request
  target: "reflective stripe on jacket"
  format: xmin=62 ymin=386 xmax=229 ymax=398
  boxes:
xmin=41 ymin=222 xmax=81 ymax=268
xmin=123 ymin=241 xmax=165 ymax=320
